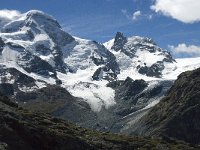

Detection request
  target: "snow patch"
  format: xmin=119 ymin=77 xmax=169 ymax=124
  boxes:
xmin=57 ymin=68 xmax=116 ymax=112
xmin=162 ymin=57 xmax=200 ymax=80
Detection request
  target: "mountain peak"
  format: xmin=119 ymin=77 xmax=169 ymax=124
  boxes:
xmin=111 ymin=32 xmax=127 ymax=52
xmin=25 ymin=10 xmax=57 ymax=23
xmin=26 ymin=10 xmax=46 ymax=15
xmin=115 ymin=32 xmax=126 ymax=40
xmin=25 ymin=10 xmax=61 ymax=28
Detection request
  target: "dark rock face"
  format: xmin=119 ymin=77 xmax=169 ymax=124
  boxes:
xmin=17 ymin=51 xmax=57 ymax=78
xmin=15 ymin=85 xmax=97 ymax=126
xmin=35 ymin=44 xmax=51 ymax=56
xmin=111 ymin=32 xmax=127 ymax=52
xmin=105 ymin=78 xmax=149 ymax=118
xmin=0 ymin=66 xmax=38 ymax=94
xmin=35 ymin=45 xmax=67 ymax=74
xmin=92 ymin=67 xmax=103 ymax=80
xmin=138 ymin=61 xmax=165 ymax=77
xmin=91 ymin=42 xmax=120 ymax=81
xmin=99 ymin=44 xmax=120 ymax=73
xmin=0 ymin=83 xmax=14 ymax=96
xmin=52 ymin=46 xmax=67 ymax=73
xmin=26 ymin=29 xmax=35 ymax=41
xmin=163 ymin=53 xmax=175 ymax=63
xmin=92 ymin=66 xmax=118 ymax=81
xmin=6 ymin=42 xmax=25 ymax=50
xmin=131 ymin=68 xmax=200 ymax=144
xmin=112 ymin=77 xmax=148 ymax=104
xmin=91 ymin=56 xmax=104 ymax=66
xmin=0 ymin=37 xmax=5 ymax=53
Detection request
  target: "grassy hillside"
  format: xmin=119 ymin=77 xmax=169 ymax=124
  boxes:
xmin=131 ymin=68 xmax=200 ymax=145
xmin=0 ymin=94 xmax=198 ymax=150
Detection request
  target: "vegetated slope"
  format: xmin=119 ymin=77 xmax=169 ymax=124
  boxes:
xmin=131 ymin=67 xmax=200 ymax=144
xmin=0 ymin=94 xmax=198 ymax=150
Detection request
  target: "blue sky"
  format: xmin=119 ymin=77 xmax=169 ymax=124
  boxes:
xmin=0 ymin=0 xmax=200 ymax=58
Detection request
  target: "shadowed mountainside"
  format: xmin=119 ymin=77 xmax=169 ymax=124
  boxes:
xmin=0 ymin=94 xmax=198 ymax=150
xmin=131 ymin=68 xmax=200 ymax=144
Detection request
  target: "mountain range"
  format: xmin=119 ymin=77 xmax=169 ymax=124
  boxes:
xmin=1 ymin=10 xmax=200 ymax=148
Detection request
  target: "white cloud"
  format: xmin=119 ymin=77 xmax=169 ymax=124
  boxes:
xmin=0 ymin=9 xmax=22 ymax=20
xmin=132 ymin=11 xmax=141 ymax=20
xmin=151 ymin=0 xmax=200 ymax=23
xmin=121 ymin=9 xmax=152 ymax=21
xmin=169 ymin=43 xmax=200 ymax=57
xmin=121 ymin=9 xmax=143 ymax=21
xmin=121 ymin=9 xmax=131 ymax=20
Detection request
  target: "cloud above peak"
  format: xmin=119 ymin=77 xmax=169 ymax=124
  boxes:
xmin=151 ymin=0 xmax=200 ymax=23
xmin=121 ymin=9 xmax=152 ymax=21
xmin=0 ymin=9 xmax=22 ymax=21
xmin=132 ymin=11 xmax=141 ymax=20
xmin=169 ymin=43 xmax=200 ymax=58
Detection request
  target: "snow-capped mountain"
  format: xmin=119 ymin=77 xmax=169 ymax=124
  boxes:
xmin=104 ymin=32 xmax=200 ymax=81
xmin=0 ymin=10 xmax=118 ymax=80
xmin=0 ymin=10 xmax=200 ymax=114
xmin=104 ymin=32 xmax=176 ymax=79
xmin=0 ymin=10 xmax=120 ymax=111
